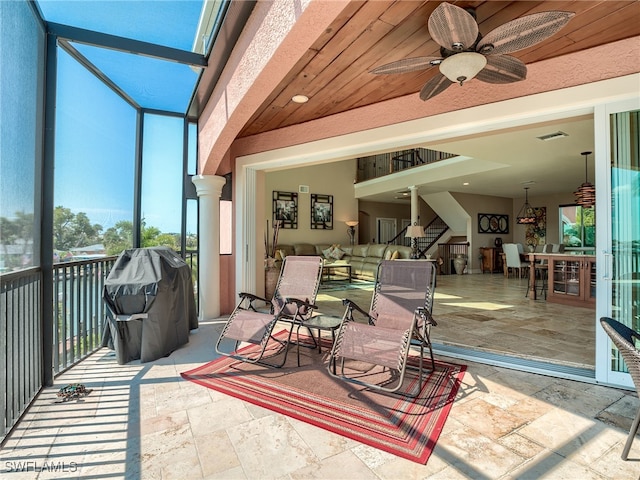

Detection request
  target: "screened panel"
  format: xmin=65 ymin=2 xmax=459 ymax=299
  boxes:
xmin=73 ymin=43 xmax=200 ymax=113
xmin=54 ymin=49 xmax=137 ymax=258
xmin=36 ymin=1 xmax=203 ymax=50
xmin=188 ymin=122 xmax=198 ymax=174
xmin=0 ymin=1 xmax=45 ymax=271
xmin=140 ymin=114 xmax=184 ymax=249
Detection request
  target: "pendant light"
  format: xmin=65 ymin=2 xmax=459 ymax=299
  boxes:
xmin=516 ymin=187 xmax=537 ymax=225
xmin=574 ymin=151 xmax=595 ymax=208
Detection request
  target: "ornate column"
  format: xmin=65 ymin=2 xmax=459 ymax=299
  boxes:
xmin=192 ymin=175 xmax=227 ymax=320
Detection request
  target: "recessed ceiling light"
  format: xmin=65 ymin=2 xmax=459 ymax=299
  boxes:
xmin=292 ymin=94 xmax=309 ymax=103
xmin=463 ymin=182 xmax=469 ymax=186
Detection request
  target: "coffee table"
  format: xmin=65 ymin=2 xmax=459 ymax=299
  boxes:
xmin=322 ymin=263 xmax=351 ymax=282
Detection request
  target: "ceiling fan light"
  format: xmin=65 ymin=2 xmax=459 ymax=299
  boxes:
xmin=439 ymin=52 xmax=487 ymax=85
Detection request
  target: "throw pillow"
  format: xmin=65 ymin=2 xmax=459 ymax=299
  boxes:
xmin=390 ymin=250 xmax=399 ymax=260
xmin=384 ymin=249 xmax=392 ymax=260
xmin=322 ymin=246 xmax=334 ymax=259
xmin=330 ymin=247 xmax=346 ymax=260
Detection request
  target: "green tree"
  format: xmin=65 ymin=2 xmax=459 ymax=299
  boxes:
xmin=103 ymin=220 xmax=134 ymax=255
xmin=53 ymin=206 xmax=102 ymax=251
xmin=0 ymin=211 xmax=34 ymax=269
xmin=102 ymin=219 xmax=179 ymax=254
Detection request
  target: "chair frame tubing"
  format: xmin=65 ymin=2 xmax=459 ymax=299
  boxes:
xmin=215 ymin=256 xmax=323 ymax=368
xmin=328 ymin=260 xmax=437 ymax=396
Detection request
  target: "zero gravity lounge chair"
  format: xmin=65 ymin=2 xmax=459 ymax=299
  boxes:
xmin=215 ymin=255 xmax=323 ymax=367
xmin=328 ymin=260 xmax=437 ymax=396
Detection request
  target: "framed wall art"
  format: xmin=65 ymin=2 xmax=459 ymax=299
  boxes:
xmin=273 ymin=191 xmax=298 ymax=229
xmin=478 ymin=213 xmax=509 ymax=234
xmin=310 ymin=193 xmax=333 ymax=229
xmin=525 ymin=207 xmax=546 ymax=248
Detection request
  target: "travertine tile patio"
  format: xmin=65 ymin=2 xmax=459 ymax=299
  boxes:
xmin=1 ymin=315 xmax=638 ymax=479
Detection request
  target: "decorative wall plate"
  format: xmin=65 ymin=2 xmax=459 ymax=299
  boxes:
xmin=478 ymin=213 xmax=509 ymax=234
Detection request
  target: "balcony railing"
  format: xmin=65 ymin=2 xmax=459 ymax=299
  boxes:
xmin=2 ymin=250 xmax=198 ymax=444
xmin=52 ymin=256 xmax=118 ymax=374
xmin=356 ymin=147 xmax=456 ymax=182
xmin=1 ymin=267 xmax=42 ymax=444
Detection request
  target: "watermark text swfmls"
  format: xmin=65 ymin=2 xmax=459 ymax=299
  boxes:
xmin=4 ymin=460 xmax=79 ymax=473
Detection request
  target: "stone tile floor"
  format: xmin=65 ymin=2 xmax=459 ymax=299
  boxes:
xmin=1 ymin=318 xmax=639 ymax=479
xmin=317 ymin=273 xmax=596 ymax=369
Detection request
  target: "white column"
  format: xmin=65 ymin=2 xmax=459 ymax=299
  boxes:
xmin=409 ymin=185 xmax=419 ymax=225
xmin=192 ymin=175 xmax=226 ymax=320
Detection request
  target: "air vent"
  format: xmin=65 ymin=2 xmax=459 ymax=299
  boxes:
xmin=537 ymin=131 xmax=568 ymax=141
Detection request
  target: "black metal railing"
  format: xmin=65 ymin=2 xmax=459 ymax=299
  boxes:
xmin=52 ymin=256 xmax=118 ymax=374
xmin=356 ymin=148 xmax=456 ymax=182
xmin=417 ymin=217 xmax=449 ymax=258
xmin=2 ymin=248 xmax=199 ymax=444
xmin=1 ymin=267 xmax=43 ymax=444
xmin=387 ymin=217 xmax=450 ymax=256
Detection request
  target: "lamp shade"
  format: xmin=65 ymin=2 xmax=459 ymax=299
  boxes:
xmin=439 ymin=52 xmax=487 ymax=85
xmin=345 ymin=221 xmax=359 ymax=227
xmin=405 ymin=225 xmax=426 ymax=238
xmin=574 ymin=151 xmax=595 ymax=208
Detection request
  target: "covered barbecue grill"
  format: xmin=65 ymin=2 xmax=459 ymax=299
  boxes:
xmin=102 ymin=247 xmax=198 ymax=364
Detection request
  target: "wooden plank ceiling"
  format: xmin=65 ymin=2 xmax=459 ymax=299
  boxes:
xmin=238 ymin=1 xmax=640 ymax=138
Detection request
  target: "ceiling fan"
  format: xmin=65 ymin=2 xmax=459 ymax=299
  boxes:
xmin=370 ymin=2 xmax=574 ymax=101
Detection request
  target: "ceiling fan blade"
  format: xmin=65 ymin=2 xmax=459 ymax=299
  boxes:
xmin=428 ymin=2 xmax=478 ymax=52
xmin=477 ymin=11 xmax=575 ymax=55
xmin=476 ymin=55 xmax=527 ymax=84
xmin=419 ymin=72 xmax=453 ymax=101
xmin=370 ymin=56 xmax=441 ymax=75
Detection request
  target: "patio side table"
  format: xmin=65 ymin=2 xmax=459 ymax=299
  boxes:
xmin=295 ymin=314 xmax=343 ymax=370
xmin=303 ymin=314 xmax=343 ymax=353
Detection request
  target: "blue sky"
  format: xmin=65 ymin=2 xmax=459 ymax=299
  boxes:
xmin=40 ymin=1 xmax=203 ymax=234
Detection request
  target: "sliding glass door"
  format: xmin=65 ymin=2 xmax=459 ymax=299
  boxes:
xmin=595 ymin=99 xmax=640 ymax=387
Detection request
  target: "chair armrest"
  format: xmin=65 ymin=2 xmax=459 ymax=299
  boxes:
xmin=239 ymin=292 xmax=267 ymax=303
xmin=342 ymin=298 xmax=375 ymax=324
xmin=283 ymin=297 xmax=317 ymax=312
xmin=238 ymin=292 xmax=270 ymax=312
xmin=416 ymin=307 xmax=437 ymax=327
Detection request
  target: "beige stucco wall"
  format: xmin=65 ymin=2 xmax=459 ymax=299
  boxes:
xmin=265 ymin=160 xmax=358 ymax=247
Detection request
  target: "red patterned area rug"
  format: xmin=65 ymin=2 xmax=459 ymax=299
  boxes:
xmin=181 ymin=331 xmax=466 ymax=464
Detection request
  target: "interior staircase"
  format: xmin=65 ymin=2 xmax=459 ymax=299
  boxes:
xmin=390 ymin=216 xmax=449 ymax=258
xmin=416 ymin=216 xmax=449 ymax=257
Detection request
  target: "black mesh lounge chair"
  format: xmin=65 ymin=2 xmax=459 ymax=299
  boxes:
xmin=216 ymin=255 xmax=323 ymax=367
xmin=600 ymin=317 xmax=640 ymax=460
xmin=328 ymin=260 xmax=437 ymax=395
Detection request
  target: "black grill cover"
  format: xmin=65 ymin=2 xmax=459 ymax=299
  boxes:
xmin=102 ymin=247 xmax=198 ymax=364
